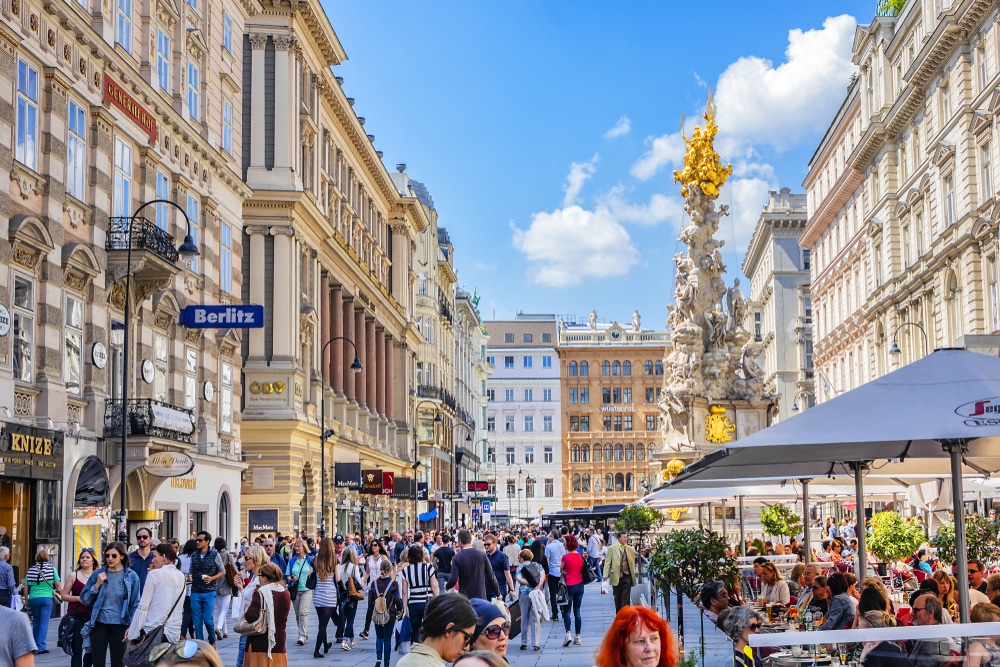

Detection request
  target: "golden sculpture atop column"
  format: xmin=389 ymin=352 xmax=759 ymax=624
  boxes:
xmin=673 ymin=98 xmax=733 ymax=198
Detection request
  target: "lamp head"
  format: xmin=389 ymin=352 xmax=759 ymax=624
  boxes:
xmin=350 ymin=357 xmax=364 ymax=373
xmin=889 ymin=341 xmax=902 ymax=355
xmin=434 ymin=412 xmax=442 ymax=423
xmin=465 ymin=433 xmax=472 ymax=442
xmin=321 ymin=428 xmax=336 ymax=441
xmin=177 ymin=234 xmax=200 ymax=259
xmin=791 ymin=402 xmax=799 ymax=412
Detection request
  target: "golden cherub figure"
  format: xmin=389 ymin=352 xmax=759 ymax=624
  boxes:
xmin=672 ymin=99 xmax=733 ymax=199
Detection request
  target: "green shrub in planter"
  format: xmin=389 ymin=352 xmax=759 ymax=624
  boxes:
xmin=867 ymin=511 xmax=924 ymax=564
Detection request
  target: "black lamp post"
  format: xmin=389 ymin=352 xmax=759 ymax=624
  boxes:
xmin=117 ymin=199 xmax=198 ymax=542
xmin=414 ymin=400 xmax=441 ymax=533
xmin=889 ymin=321 xmax=930 ymax=358
xmin=453 ymin=422 xmax=473 ymax=530
xmin=319 ymin=336 xmax=363 ymax=537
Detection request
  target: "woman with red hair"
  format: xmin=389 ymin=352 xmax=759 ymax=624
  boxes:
xmin=596 ymin=605 xmax=677 ymax=667
xmin=558 ymin=534 xmax=586 ymax=647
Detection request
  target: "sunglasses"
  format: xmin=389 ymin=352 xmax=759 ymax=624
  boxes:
xmin=748 ymin=623 xmax=762 ymax=630
xmin=196 ymin=538 xmax=206 ymax=543
xmin=106 ymin=553 xmax=120 ymax=559
xmin=150 ymin=640 xmax=200 ymax=663
xmin=137 ymin=535 xmax=151 ymax=540
xmin=451 ymin=628 xmax=474 ymax=647
xmin=481 ymin=622 xmax=511 ymax=640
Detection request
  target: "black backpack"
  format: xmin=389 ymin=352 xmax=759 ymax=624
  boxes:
xmin=57 ymin=615 xmax=76 ymax=655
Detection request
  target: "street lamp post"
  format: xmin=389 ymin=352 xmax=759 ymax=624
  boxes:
xmin=414 ymin=400 xmax=441 ymax=533
xmin=319 ymin=336 xmax=363 ymax=537
xmin=453 ymin=422 xmax=473 ymax=530
xmin=116 ymin=199 xmax=199 ymax=542
xmin=791 ymin=390 xmax=815 ymax=413
xmin=472 ymin=438 xmax=490 ymax=528
xmin=889 ymin=321 xmax=930 ymax=358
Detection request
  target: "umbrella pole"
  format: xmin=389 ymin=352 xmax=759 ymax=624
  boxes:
xmin=946 ymin=440 xmax=971 ymax=625
xmin=739 ymin=496 xmax=746 ymax=557
xmin=802 ymin=480 xmax=810 ymax=565
xmin=721 ymin=498 xmax=727 ymax=546
xmin=853 ymin=462 xmax=868 ymax=579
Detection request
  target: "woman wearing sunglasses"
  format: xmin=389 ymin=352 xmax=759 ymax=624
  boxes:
xmin=722 ymin=605 xmax=764 ymax=667
xmin=468 ymin=598 xmax=510 ymax=660
xmin=61 ymin=548 xmax=96 ymax=667
xmin=397 ymin=592 xmax=478 ymax=666
xmin=80 ymin=541 xmax=141 ymax=667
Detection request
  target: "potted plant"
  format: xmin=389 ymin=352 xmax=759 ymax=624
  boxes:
xmin=932 ymin=516 xmax=1000 ymax=565
xmin=614 ymin=504 xmax=665 ymax=582
xmin=867 ymin=511 xmax=924 ymax=575
xmin=759 ymin=503 xmax=802 ymax=548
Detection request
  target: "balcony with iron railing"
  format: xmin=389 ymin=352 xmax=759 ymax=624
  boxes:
xmin=104 ymin=398 xmax=196 ymax=444
xmin=105 ymin=217 xmax=184 ymax=285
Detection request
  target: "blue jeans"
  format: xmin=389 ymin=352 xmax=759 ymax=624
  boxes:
xmin=190 ymin=591 xmax=217 ymax=643
xmin=336 ymin=600 xmax=358 ymax=641
xmin=589 ymin=556 xmax=602 ymax=581
xmin=375 ymin=620 xmax=394 ymax=663
xmin=29 ymin=597 xmax=53 ymax=650
xmin=561 ymin=582 xmax=584 ymax=634
xmin=407 ymin=601 xmax=426 ymax=640
xmin=236 ymin=635 xmax=247 ymax=667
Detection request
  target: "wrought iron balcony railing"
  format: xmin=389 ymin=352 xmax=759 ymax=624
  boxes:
xmin=107 ymin=217 xmax=180 ymax=263
xmin=104 ymin=398 xmax=196 ymax=443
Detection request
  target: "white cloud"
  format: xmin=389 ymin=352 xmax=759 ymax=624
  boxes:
xmin=511 ymin=205 xmax=638 ymax=287
xmin=563 ymin=153 xmax=599 ymax=207
xmin=604 ymin=116 xmax=632 ymax=139
xmin=472 ymin=260 xmax=498 ymax=271
xmin=724 ymin=177 xmax=775 ymax=253
xmin=601 ymin=185 xmax=684 ymax=227
xmin=715 ymin=14 xmax=858 ymax=150
xmin=630 ymin=131 xmax=685 ymax=181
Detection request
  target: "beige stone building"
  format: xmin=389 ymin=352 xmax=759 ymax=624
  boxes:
xmin=0 ymin=0 xmax=252 ymax=575
xmin=804 ymin=0 xmax=1000 ymax=400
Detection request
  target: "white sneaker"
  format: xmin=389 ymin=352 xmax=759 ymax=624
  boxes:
xmin=350 ymin=640 xmax=356 ymax=649
xmin=563 ymin=632 xmax=572 ymax=647
xmin=342 ymin=641 xmax=351 ymax=651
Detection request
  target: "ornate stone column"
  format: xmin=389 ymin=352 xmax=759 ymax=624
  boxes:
xmin=270 ymin=226 xmax=294 ymax=360
xmin=342 ymin=296 xmax=356 ymax=401
xmin=366 ymin=318 xmax=377 ymax=412
xmin=355 ymin=308 xmax=367 ymax=410
xmin=272 ymin=34 xmax=294 ymax=177
xmin=375 ymin=328 xmax=386 ymax=417
xmin=247 ymin=227 xmax=269 ymax=358
xmin=331 ymin=285 xmax=344 ymax=394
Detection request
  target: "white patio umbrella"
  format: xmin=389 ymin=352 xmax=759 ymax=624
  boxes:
xmin=665 ymin=348 xmax=1000 ymax=622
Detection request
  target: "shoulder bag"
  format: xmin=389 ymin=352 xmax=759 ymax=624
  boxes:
xmin=234 ymin=589 xmax=269 ymax=636
xmin=555 ymin=575 xmax=568 ymax=605
xmin=346 ymin=565 xmax=364 ymax=600
xmin=123 ymin=587 xmax=185 ymax=667
xmin=580 ymin=554 xmax=597 ymax=585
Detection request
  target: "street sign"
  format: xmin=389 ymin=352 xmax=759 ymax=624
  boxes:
xmin=482 ymin=501 xmax=491 ymax=514
xmin=442 ymin=492 xmax=462 ymax=500
xmin=478 ymin=495 xmax=498 ymax=503
xmin=180 ymin=304 xmax=264 ymax=328
xmin=467 ymin=480 xmax=489 ymax=492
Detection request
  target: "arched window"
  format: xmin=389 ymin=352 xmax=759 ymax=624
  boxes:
xmin=604 ymin=444 xmax=613 ymax=461
xmin=615 ymin=473 xmax=625 ymax=492
xmin=615 ymin=443 xmax=624 ymax=461
xmin=625 ymin=443 xmax=634 ymax=461
xmin=644 ymin=361 xmax=654 ymax=375
xmin=571 ymin=445 xmax=580 ymax=463
xmin=612 ymin=361 xmax=621 ymax=376
xmin=582 ymin=473 xmax=591 ymax=493
xmin=593 ymin=444 xmax=603 ymax=462
xmin=602 ymin=361 xmax=611 ymax=376
xmin=623 ymin=361 xmax=632 ymax=376
xmin=569 ymin=361 xmax=578 ymax=376
xmin=648 ymin=443 xmax=655 ymax=460
xmin=626 ymin=473 xmax=634 ymax=491
xmin=605 ymin=473 xmax=614 ymax=493
xmin=581 ymin=444 xmax=590 ymax=462
xmin=572 ymin=474 xmax=581 ymax=493
xmin=580 ymin=361 xmax=589 ymax=377
xmin=636 ymin=442 xmax=645 ymax=461
xmin=655 ymin=360 xmax=664 ymax=375
xmin=218 ymin=492 xmax=230 ymax=541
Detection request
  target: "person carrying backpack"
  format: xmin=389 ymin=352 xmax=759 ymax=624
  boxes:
xmin=369 ymin=558 xmax=402 ymax=667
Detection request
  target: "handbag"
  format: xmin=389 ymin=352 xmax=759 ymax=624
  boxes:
xmin=346 ymin=565 xmax=364 ymax=600
xmin=305 ymin=570 xmax=317 ymax=590
xmin=555 ymin=576 xmax=568 ymax=605
xmin=234 ymin=590 xmax=269 ymax=636
xmin=581 ymin=560 xmax=597 ymax=585
xmin=123 ymin=589 xmax=184 ymax=667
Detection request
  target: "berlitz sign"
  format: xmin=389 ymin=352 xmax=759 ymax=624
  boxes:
xmin=180 ymin=305 xmax=264 ymax=328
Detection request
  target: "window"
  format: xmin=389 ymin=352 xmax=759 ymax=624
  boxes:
xmin=153 ymin=332 xmax=168 ymax=401
xmin=644 ymin=361 xmax=653 ymax=375
xmin=614 ymin=416 xmax=623 ymax=432
xmin=581 ymin=444 xmax=590 ymax=462
xmin=418 ymin=273 xmax=428 ymax=296
xmin=12 ymin=276 xmax=34 ymax=382
xmin=990 ymin=256 xmax=999 ymax=331
xmin=523 ymin=356 xmax=532 ymax=368
xmin=615 ymin=473 xmax=624 ymax=492
xmin=543 ymin=415 xmax=553 ymax=432
xmin=899 ymin=142 xmax=907 ymax=183
xmin=581 ymin=474 xmax=590 ymax=493
xmin=625 ymin=443 xmax=634 ymax=461
xmin=983 ymin=143 xmax=993 ymax=198
xmin=602 ymin=388 xmax=611 ymax=404
xmin=605 ymin=473 xmax=614 ymax=493
xmin=16 ymin=60 xmax=39 ymax=170
xmin=156 ymin=29 xmax=170 ymax=92
xmin=604 ymin=444 xmax=612 ymax=461
xmin=579 ymin=416 xmax=589 ymax=432
xmin=67 ymin=101 xmax=86 ymax=199
xmin=187 ymin=62 xmax=200 ymax=121
xmin=593 ymin=444 xmax=602 ymax=462
xmin=612 ymin=388 xmax=621 ymax=404
xmin=486 ymin=416 xmax=496 ymax=432
xmin=940 ymin=80 xmax=950 ymax=120
xmin=636 ymin=443 xmax=646 ymax=461
xmin=155 ymin=172 xmax=170 ymax=230
xmin=902 ymin=224 xmax=911 ymax=266
xmin=524 ymin=389 xmax=533 ymax=402
xmin=580 ymin=388 xmax=589 ymax=404
xmin=506 ymin=480 xmax=516 ymax=498
xmin=117 ymin=0 xmax=132 ymax=51
xmin=623 ymin=361 xmax=631 ymax=376
xmin=979 ymin=43 xmax=988 ymax=90
xmin=524 ymin=446 xmax=534 ymax=464
xmin=754 ymin=311 xmax=763 ymax=342
xmin=504 ymin=356 xmax=514 ymax=369
xmin=542 ymin=333 xmax=552 ymax=343
xmin=186 ymin=194 xmax=199 ymax=271
xmin=64 ymin=296 xmax=84 ymax=395
xmin=504 ymin=416 xmax=514 ymax=433
xmin=623 ymin=388 xmax=632 ymax=403
xmin=113 ymin=138 xmax=132 ymax=217
xmin=572 ymin=474 xmax=581 ymax=493
xmin=648 ymin=443 xmax=655 ymax=460
xmin=612 ymin=361 xmax=621 ymax=376
xmin=504 ymin=447 xmax=515 ymax=465
xmin=580 ymin=361 xmax=589 ymax=376
xmin=603 ymin=416 xmax=611 ymax=431
xmin=487 ymin=356 xmax=495 ymax=367
xmin=504 ymin=389 xmax=514 ymax=402
xmin=220 ymin=360 xmax=233 ymax=433
xmin=544 ymin=446 xmax=553 ymax=464
xmin=915 ymin=211 xmax=924 ymax=257
xmin=523 ymin=416 xmax=534 ymax=432
xmin=223 ymin=13 xmax=233 ymax=52
xmin=624 ymin=415 xmax=633 ymax=431
xmin=569 ymin=388 xmax=578 ymax=404
xmin=542 ymin=355 xmax=552 ymax=368
xmin=522 ymin=333 xmax=532 ymax=343
xmin=569 ymin=361 xmax=577 ymax=376
xmin=486 ymin=389 xmax=495 ymax=401
xmin=626 ymin=473 xmax=634 ymax=492
xmin=803 ymin=249 xmax=811 ymax=271
xmin=646 ymin=415 xmax=657 ymax=430
xmin=571 ymin=445 xmax=580 ymax=463
xmin=220 ymin=223 xmax=233 ymax=294
xmin=185 ymin=347 xmax=198 ymax=411
xmin=525 ymin=478 xmax=535 ymax=497
xmin=943 ymin=175 xmax=955 ymax=227
xmin=655 ymin=361 xmax=664 ymax=375
xmin=544 ymin=478 xmax=553 ymax=497
xmin=645 ymin=388 xmax=655 ymax=403
xmin=222 ymin=98 xmax=234 ymax=154
xmin=486 ymin=447 xmax=496 ymax=463
xmin=543 ymin=388 xmax=552 ymax=401
xmin=602 ymin=361 xmax=611 ymax=376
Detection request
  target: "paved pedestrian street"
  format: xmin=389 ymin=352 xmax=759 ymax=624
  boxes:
xmin=35 ymin=582 xmax=624 ymax=666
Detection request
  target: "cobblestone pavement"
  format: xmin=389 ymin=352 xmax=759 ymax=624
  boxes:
xmin=35 ymin=581 xmax=621 ymax=666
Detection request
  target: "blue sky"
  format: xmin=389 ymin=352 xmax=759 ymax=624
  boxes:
xmin=327 ymin=1 xmax=874 ymax=328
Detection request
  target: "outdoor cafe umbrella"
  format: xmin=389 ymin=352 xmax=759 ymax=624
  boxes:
xmin=666 ymin=348 xmax=1000 ymax=622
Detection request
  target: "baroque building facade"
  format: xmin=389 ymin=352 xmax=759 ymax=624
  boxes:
xmin=453 ymin=288 xmax=489 ymax=525
xmin=742 ymin=188 xmax=813 ymax=421
xmin=558 ymin=315 xmax=667 ymax=508
xmin=0 ymin=0 xmax=252 ymax=577
xmin=239 ymin=1 xmax=423 ymax=538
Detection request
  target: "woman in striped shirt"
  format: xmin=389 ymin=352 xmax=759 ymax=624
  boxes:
xmin=311 ymin=537 xmax=339 ymax=658
xmin=401 ymin=544 xmax=439 ymax=639
xmin=24 ymin=549 xmax=60 ymax=653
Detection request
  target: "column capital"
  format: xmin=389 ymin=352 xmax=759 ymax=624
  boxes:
xmin=249 ymin=33 xmax=268 ymax=50
xmin=246 ymin=226 xmax=270 ymax=236
xmin=273 ymin=34 xmax=295 ymax=51
xmin=270 ymin=226 xmax=295 ymax=237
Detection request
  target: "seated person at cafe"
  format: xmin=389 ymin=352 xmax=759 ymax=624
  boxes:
xmin=700 ymin=580 xmax=730 ymax=625
xmin=806 ymin=575 xmax=830 ymax=616
xmin=758 ymin=562 xmax=790 ymax=605
xmin=817 ymin=573 xmax=854 ymax=630
xmin=906 ymin=591 xmax=960 ymax=666
xmin=856 ymin=610 xmax=910 ymax=666
xmin=796 ymin=564 xmax=823 ymax=612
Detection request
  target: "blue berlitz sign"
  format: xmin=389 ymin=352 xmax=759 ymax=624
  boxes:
xmin=180 ymin=304 xmax=265 ymax=328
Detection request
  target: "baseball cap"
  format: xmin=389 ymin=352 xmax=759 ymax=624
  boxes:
xmin=334 ymin=534 xmax=344 ymax=543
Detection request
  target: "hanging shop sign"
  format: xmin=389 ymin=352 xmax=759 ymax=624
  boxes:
xmin=103 ymin=73 xmax=157 ymax=143
xmin=248 ymin=509 xmax=279 ymax=533
xmin=361 ymin=469 xmax=382 ymax=495
xmin=0 ymin=304 xmax=10 ymax=336
xmin=381 ymin=471 xmax=395 ymax=496
xmin=144 ymin=451 xmax=195 ymax=477
xmin=334 ymin=462 xmax=362 ymax=489
xmin=0 ymin=422 xmax=64 ymax=480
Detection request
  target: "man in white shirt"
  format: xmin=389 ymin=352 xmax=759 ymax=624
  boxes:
xmin=127 ymin=543 xmax=187 ymax=643
xmin=544 ymin=530 xmax=566 ymax=621
xmin=586 ymin=528 xmax=603 ymax=582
